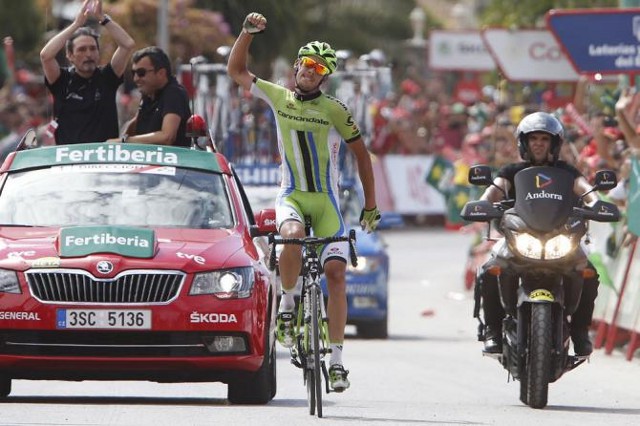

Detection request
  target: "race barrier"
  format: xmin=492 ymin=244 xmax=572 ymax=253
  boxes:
xmin=591 ymin=220 xmax=640 ymax=361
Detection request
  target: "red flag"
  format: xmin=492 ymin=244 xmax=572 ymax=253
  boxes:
xmin=565 ymin=102 xmax=592 ymax=137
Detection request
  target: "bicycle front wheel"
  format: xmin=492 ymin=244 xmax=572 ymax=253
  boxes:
xmin=309 ymin=286 xmax=323 ymax=417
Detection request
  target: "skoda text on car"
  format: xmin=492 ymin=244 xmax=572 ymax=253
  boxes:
xmin=0 ymin=137 xmax=277 ymax=404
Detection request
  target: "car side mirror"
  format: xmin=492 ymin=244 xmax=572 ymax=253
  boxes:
xmin=250 ymin=208 xmax=277 ymax=237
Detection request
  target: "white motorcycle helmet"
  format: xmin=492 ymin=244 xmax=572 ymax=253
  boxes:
xmin=515 ymin=112 xmax=564 ymax=162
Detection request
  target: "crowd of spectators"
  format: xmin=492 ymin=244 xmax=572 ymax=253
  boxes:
xmin=2 ymin=34 xmax=639 ymax=196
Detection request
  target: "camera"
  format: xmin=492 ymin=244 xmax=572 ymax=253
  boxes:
xmin=603 ymin=116 xmax=618 ymax=127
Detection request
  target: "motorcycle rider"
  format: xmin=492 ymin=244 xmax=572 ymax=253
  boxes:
xmin=477 ymin=112 xmax=600 ymax=356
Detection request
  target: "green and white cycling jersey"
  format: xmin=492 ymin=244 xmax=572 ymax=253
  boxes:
xmin=251 ymin=78 xmax=361 ymax=195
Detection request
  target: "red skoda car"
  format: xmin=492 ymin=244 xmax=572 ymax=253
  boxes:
xmin=0 ymin=134 xmax=277 ymax=404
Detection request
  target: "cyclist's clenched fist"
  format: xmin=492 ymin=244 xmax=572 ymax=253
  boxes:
xmin=243 ymin=12 xmax=267 ymax=34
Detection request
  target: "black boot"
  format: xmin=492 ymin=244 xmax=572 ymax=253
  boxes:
xmin=483 ymin=325 xmax=503 ymax=354
xmin=571 ymin=326 xmax=593 ymax=356
xmin=571 ymin=270 xmax=598 ymax=356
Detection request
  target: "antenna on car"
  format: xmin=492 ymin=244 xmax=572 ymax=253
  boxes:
xmin=185 ymin=56 xmax=214 ymax=151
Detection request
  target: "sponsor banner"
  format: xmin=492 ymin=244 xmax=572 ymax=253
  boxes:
xmin=59 ymin=226 xmax=155 ymax=258
xmin=547 ymin=8 xmax=640 ymax=74
xmin=383 ymin=155 xmax=446 ymax=214
xmin=234 ymin=163 xmax=281 ymax=186
xmin=428 ymin=30 xmax=495 ymax=71
xmin=8 ymin=143 xmax=221 ymax=173
xmin=481 ymin=28 xmax=579 ymax=82
xmin=372 ymin=155 xmax=394 ymax=212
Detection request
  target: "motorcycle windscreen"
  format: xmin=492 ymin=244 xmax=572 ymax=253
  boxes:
xmin=514 ymin=166 xmax=576 ymax=232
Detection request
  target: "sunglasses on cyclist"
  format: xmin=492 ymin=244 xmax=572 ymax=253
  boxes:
xmin=299 ymin=56 xmax=330 ymax=76
xmin=132 ymin=68 xmax=156 ymax=78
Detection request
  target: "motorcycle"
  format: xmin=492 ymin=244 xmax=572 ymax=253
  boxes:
xmin=461 ymin=165 xmax=620 ymax=409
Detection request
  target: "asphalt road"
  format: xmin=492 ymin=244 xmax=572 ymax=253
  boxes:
xmin=2 ymin=228 xmax=639 ymax=425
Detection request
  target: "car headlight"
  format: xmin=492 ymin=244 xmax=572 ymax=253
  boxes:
xmin=348 ymin=256 xmax=382 ymax=275
xmin=513 ymin=232 xmax=543 ymax=259
xmin=544 ymin=234 xmax=574 ymax=260
xmin=0 ymin=269 xmax=20 ymax=294
xmin=190 ymin=267 xmax=255 ymax=299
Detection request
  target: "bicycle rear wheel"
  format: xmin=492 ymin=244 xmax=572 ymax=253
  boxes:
xmin=308 ymin=286 xmax=323 ymax=417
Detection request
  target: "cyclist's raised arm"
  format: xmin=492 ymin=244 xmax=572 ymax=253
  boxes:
xmin=227 ymin=13 xmax=266 ymax=91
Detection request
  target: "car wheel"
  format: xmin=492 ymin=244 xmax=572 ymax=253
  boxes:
xmin=0 ymin=376 xmax=11 ymax=398
xmin=357 ymin=317 xmax=388 ymax=339
xmin=228 ymin=322 xmax=276 ymax=404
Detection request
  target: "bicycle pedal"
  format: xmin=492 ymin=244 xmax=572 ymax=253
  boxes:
xmin=290 ymin=358 xmax=302 ymax=369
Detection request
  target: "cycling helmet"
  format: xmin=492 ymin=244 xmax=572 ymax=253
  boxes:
xmin=515 ymin=112 xmax=564 ymax=162
xmin=297 ymin=41 xmax=337 ymax=74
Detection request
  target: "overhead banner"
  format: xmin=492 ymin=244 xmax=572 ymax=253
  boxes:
xmin=481 ymin=28 xmax=579 ymax=81
xmin=428 ymin=30 xmax=495 ymax=71
xmin=547 ymin=8 xmax=640 ymax=74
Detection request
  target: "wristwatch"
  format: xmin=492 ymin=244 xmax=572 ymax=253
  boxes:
xmin=99 ymin=14 xmax=112 ymax=26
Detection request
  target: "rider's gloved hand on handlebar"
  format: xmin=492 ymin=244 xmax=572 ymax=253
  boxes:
xmin=360 ymin=206 xmax=381 ymax=233
xmin=242 ymin=12 xmax=267 ymax=34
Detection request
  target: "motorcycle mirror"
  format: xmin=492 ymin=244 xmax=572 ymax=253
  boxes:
xmin=468 ymin=165 xmax=507 ymax=198
xmin=460 ymin=200 xmax=503 ymax=222
xmin=589 ymin=200 xmax=621 ymax=222
xmin=468 ymin=165 xmax=493 ymax=186
xmin=592 ymin=170 xmax=617 ymax=191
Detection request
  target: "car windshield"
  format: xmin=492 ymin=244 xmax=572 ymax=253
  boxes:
xmin=0 ymin=165 xmax=233 ymax=229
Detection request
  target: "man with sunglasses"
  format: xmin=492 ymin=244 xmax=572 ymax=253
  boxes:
xmin=228 ymin=12 xmax=381 ymax=392
xmin=40 ymin=0 xmax=135 ymax=145
xmin=119 ymin=46 xmax=190 ymax=146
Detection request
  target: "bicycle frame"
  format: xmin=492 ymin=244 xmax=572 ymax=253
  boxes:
xmin=268 ymin=230 xmax=357 ymax=418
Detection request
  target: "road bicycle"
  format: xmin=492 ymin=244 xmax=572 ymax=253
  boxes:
xmin=268 ymin=229 xmax=357 ymax=418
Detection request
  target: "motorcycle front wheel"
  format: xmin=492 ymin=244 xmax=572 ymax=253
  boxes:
xmin=524 ymin=303 xmax=553 ymax=409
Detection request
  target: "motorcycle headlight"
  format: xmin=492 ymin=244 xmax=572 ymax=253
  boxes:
xmin=0 ymin=269 xmax=20 ymax=294
xmin=348 ymin=256 xmax=381 ymax=275
xmin=190 ymin=267 xmax=255 ymax=299
xmin=513 ymin=232 xmax=543 ymax=259
xmin=544 ymin=234 xmax=574 ymax=260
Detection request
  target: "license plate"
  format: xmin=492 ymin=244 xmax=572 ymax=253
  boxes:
xmin=56 ymin=309 xmax=151 ymax=329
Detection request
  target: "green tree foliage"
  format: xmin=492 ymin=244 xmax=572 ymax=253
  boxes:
xmin=198 ymin=0 xmax=435 ymax=69
xmin=479 ymin=0 xmax=618 ymax=27
xmin=0 ymin=0 xmax=43 ymax=68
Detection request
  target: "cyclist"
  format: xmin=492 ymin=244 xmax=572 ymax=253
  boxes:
xmin=228 ymin=12 xmax=381 ymax=392
xmin=477 ymin=112 xmax=600 ymax=356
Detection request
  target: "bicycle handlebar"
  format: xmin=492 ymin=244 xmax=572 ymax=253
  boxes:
xmin=268 ymin=230 xmax=358 ymax=269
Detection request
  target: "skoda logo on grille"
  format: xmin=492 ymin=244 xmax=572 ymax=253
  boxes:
xmin=96 ymin=261 xmax=114 ymax=275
